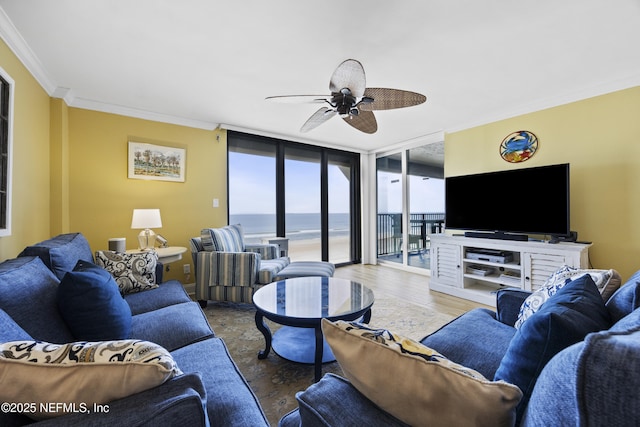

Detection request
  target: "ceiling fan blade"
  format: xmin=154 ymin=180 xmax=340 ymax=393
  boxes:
xmin=329 ymin=59 xmax=366 ymax=98
xmin=300 ymin=107 xmax=337 ymax=133
xmin=343 ymin=110 xmax=377 ymax=134
xmin=265 ymin=95 xmax=329 ymax=104
xmin=358 ymin=88 xmax=426 ymax=111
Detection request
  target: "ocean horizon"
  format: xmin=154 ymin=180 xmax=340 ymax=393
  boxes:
xmin=230 ymin=213 xmax=350 ymax=241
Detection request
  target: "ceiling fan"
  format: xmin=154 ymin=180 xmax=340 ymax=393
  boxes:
xmin=266 ymin=59 xmax=426 ymax=134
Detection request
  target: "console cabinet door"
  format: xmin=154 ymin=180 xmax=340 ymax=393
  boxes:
xmin=522 ymin=252 xmax=568 ymax=291
xmin=432 ymin=243 xmax=462 ymax=287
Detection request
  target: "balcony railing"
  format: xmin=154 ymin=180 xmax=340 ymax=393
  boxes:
xmin=377 ymin=212 xmax=445 ymax=256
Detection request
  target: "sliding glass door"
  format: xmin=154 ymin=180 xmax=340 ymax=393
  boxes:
xmin=228 ymin=131 xmax=361 ymax=265
xmin=228 ymin=139 xmax=277 ymax=244
xmin=376 ymin=153 xmax=403 ymax=264
xmin=285 ymin=145 xmax=322 ymax=261
xmin=376 ymin=143 xmax=444 ymax=270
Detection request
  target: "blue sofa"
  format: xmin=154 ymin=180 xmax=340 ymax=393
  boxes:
xmin=0 ymin=233 xmax=269 ymax=427
xmin=280 ymin=271 xmax=640 ymax=426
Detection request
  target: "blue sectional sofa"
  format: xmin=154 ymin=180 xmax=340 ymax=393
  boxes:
xmin=281 ymin=270 xmax=640 ymax=426
xmin=0 ymin=233 xmax=269 ymax=426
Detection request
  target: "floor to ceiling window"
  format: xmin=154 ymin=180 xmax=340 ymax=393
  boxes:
xmin=284 ymin=145 xmax=322 ymax=260
xmin=228 ymin=138 xmax=277 ymax=243
xmin=376 ymin=153 xmax=403 ymax=265
xmin=376 ymin=143 xmax=444 ymax=270
xmin=228 ymin=131 xmax=361 ymax=265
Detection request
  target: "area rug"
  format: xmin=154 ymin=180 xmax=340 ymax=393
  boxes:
xmin=203 ymin=294 xmax=455 ymax=426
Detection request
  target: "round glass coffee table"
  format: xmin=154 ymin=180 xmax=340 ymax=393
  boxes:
xmin=253 ymin=276 xmax=375 ymax=382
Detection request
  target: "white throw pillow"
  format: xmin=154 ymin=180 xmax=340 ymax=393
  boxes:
xmin=95 ymin=250 xmax=158 ymax=294
xmin=515 ymin=265 xmax=621 ymax=329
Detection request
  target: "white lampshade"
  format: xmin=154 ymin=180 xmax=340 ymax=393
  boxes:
xmin=131 ymin=209 xmax=162 ymax=250
xmin=131 ymin=209 xmax=162 ymax=229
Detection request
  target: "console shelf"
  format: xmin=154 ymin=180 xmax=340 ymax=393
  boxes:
xmin=429 ymin=234 xmax=591 ymax=306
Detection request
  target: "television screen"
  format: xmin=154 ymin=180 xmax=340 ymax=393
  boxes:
xmin=445 ymin=163 xmax=570 ymax=237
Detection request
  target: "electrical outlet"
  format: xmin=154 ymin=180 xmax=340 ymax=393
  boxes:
xmin=183 ymin=264 xmax=191 ymax=274
xmin=213 ymin=198 xmax=219 ymax=208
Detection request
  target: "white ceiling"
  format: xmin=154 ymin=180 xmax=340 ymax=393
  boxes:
xmin=1 ymin=0 xmax=639 ymax=153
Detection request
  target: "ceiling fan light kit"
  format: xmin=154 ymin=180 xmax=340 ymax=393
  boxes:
xmin=266 ymin=59 xmax=426 ymax=134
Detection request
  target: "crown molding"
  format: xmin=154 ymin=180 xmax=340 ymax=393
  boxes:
xmin=0 ymin=6 xmax=219 ymax=131
xmin=0 ymin=7 xmax=56 ymax=93
xmin=71 ymin=97 xmax=219 ymax=130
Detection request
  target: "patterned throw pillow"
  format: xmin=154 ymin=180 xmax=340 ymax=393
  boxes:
xmin=515 ymin=265 xmax=621 ymax=329
xmin=322 ymin=319 xmax=522 ymax=427
xmin=95 ymin=250 xmax=158 ymax=294
xmin=0 ymin=339 xmax=182 ymax=419
xmin=201 ymin=224 xmax=245 ymax=252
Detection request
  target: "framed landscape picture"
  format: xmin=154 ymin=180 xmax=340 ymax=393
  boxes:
xmin=128 ymin=141 xmax=186 ymax=182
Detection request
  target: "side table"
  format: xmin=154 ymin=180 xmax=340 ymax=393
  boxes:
xmin=261 ymin=237 xmax=289 ymax=257
xmin=126 ymin=246 xmax=187 ymax=271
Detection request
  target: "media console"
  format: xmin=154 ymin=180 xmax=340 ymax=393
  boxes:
xmin=429 ymin=234 xmax=591 ymax=306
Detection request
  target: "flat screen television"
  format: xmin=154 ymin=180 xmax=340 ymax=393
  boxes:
xmin=445 ymin=163 xmax=570 ymax=239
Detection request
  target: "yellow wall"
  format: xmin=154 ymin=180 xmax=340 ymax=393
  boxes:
xmin=445 ymin=86 xmax=640 ymax=278
xmin=65 ymin=108 xmax=227 ymax=281
xmin=0 ymin=39 xmax=50 ymax=260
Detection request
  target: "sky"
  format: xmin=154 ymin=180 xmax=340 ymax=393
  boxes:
xmin=229 ymin=153 xmax=350 ymax=214
xmin=229 ymin=152 xmax=445 ymax=215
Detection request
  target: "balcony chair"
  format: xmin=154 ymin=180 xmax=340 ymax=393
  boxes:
xmin=190 ymin=225 xmax=335 ymax=307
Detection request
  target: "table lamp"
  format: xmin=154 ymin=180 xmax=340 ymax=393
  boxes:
xmin=131 ymin=209 xmax=162 ymax=250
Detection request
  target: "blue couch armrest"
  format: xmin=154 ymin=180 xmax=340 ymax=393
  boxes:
xmin=279 ymin=374 xmax=409 ymax=427
xmin=32 ymin=373 xmax=209 ymax=427
xmin=495 ymin=288 xmax=531 ymax=326
xmin=18 ymin=233 xmax=93 ymax=280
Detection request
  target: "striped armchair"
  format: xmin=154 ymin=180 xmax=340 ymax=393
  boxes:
xmin=190 ymin=225 xmax=290 ymax=306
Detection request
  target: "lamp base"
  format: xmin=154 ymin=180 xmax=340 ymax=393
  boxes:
xmin=137 ymin=229 xmax=157 ymax=250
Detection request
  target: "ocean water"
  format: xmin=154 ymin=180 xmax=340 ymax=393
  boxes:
xmin=229 ymin=213 xmax=350 ymax=241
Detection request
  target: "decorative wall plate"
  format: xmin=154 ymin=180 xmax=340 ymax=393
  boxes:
xmin=500 ymin=130 xmax=538 ymax=163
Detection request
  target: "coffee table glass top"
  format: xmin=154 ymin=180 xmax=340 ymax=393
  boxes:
xmin=253 ymin=277 xmax=374 ymax=320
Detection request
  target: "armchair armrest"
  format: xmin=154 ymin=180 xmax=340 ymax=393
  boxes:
xmin=195 ymin=251 xmax=260 ymax=287
xmin=495 ymin=289 xmax=531 ymax=326
xmin=245 ymin=243 xmax=279 ymax=260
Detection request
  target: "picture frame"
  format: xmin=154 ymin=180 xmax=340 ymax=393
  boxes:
xmin=128 ymin=141 xmax=186 ymax=182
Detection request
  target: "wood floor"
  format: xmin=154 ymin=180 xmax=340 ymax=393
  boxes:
xmin=333 ymin=263 xmax=491 ymax=318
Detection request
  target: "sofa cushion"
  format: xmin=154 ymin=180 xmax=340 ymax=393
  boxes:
xmin=0 ymin=309 xmax=33 ymax=342
xmin=201 ymin=224 xmax=245 ymax=252
xmin=124 ymin=279 xmax=192 ymax=315
xmin=57 ymin=260 xmax=132 ymax=341
xmin=523 ymin=322 xmax=640 ymax=426
xmin=494 ymin=274 xmax=612 ymax=423
xmin=290 ymin=373 xmax=411 ymax=427
xmin=606 ymin=269 xmax=640 ymax=323
xmin=515 ymin=266 xmax=621 ymax=329
xmin=130 ymin=301 xmax=214 ymax=352
xmin=0 ymin=257 xmax=74 ymax=343
xmin=421 ymin=307 xmax=516 ymax=379
xmin=95 ymin=250 xmax=158 ymax=294
xmin=323 ymin=319 xmax=522 ymax=427
xmin=275 ymin=261 xmax=335 ymax=280
xmin=610 ymin=306 xmax=640 ymax=332
xmin=258 ymin=257 xmax=290 ymax=284
xmin=0 ymin=339 xmax=182 ymax=419
xmin=171 ymin=337 xmax=270 ymax=427
xmin=18 ymin=233 xmax=94 ymax=280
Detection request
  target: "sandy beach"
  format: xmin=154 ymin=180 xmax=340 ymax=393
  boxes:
xmin=287 ymin=235 xmax=351 ymax=264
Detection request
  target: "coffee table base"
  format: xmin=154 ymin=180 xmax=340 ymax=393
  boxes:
xmin=272 ymin=326 xmax=335 ymax=364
